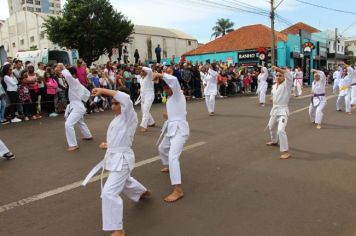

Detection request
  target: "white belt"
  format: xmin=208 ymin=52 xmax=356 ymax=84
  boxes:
xmin=82 ymin=147 xmax=132 ymax=188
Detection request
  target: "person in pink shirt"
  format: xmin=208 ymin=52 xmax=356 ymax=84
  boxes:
xmin=243 ymin=72 xmax=253 ymax=93
xmin=45 ymin=72 xmax=59 ymax=117
xmin=76 ymin=59 xmax=88 ymax=87
xmin=24 ymin=64 xmax=42 ymax=119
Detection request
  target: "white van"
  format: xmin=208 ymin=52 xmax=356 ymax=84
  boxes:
xmin=15 ymin=49 xmax=78 ymax=68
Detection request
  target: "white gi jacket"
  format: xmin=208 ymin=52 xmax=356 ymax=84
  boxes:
xmin=270 ymin=71 xmax=293 ymax=116
xmin=82 ymin=91 xmax=138 ymax=186
xmin=311 ymin=71 xmax=327 ymax=106
xmin=294 ymin=69 xmax=303 ymax=80
xmin=257 ymin=67 xmax=268 ymax=94
xmin=203 ymin=69 xmax=218 ymax=96
xmin=158 ymin=74 xmax=189 ymax=144
xmin=338 ymin=67 xmax=354 ymax=97
xmin=140 ymin=67 xmax=154 ymax=97
xmin=62 ymin=69 xmax=90 ymax=115
xmin=333 ymin=68 xmax=342 ymax=93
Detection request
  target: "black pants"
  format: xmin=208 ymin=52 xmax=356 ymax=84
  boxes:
xmin=156 ymin=55 xmax=161 ymax=63
xmin=29 ymin=89 xmax=39 ymax=115
xmin=7 ymin=91 xmax=19 ymax=119
xmin=23 ymin=101 xmax=34 ymax=117
xmin=46 ymin=94 xmax=55 ymax=114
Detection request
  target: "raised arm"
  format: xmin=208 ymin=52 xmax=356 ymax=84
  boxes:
xmin=92 ymin=88 xmax=131 ymax=113
xmin=311 ymin=69 xmax=326 ymax=81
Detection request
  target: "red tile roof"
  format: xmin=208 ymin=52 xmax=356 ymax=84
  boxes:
xmin=280 ymin=22 xmax=320 ymax=35
xmin=185 ymin=24 xmax=288 ymax=56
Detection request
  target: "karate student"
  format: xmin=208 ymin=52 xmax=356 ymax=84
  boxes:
xmin=309 ymin=69 xmax=327 ymax=129
xmin=266 ymin=66 xmax=293 ymax=159
xmin=293 ymin=66 xmax=303 ymax=97
xmin=350 ymin=66 xmax=356 ymax=110
xmin=202 ymin=64 xmax=218 ymax=116
xmin=138 ymin=66 xmax=156 ymax=132
xmin=154 ymin=67 xmax=189 ymax=203
xmin=336 ymin=64 xmax=354 ymax=114
xmin=0 ymin=139 xmax=15 ymax=160
xmin=82 ymin=87 xmax=150 ymax=236
xmin=256 ymin=66 xmax=268 ymax=106
xmin=55 ymin=64 xmax=93 ymax=151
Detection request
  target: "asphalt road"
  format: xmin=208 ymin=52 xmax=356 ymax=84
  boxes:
xmin=1 ymin=86 xmax=356 ymax=236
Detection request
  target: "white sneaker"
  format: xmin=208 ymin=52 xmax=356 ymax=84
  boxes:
xmin=49 ymin=113 xmax=59 ymax=117
xmin=11 ymin=118 xmax=22 ymax=123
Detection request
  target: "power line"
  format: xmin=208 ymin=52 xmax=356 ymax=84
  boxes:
xmin=296 ymin=0 xmax=356 ymax=15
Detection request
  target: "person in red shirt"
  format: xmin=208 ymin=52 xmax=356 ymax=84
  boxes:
xmin=243 ymin=72 xmax=253 ymax=93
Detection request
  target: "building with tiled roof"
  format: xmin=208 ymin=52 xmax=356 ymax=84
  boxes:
xmin=280 ymin=22 xmax=320 ymax=35
xmin=186 ymin=24 xmax=287 ymax=56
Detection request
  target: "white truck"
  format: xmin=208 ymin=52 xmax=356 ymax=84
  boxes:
xmin=15 ymin=49 xmax=78 ymax=68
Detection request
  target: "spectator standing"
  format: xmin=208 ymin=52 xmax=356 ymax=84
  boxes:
xmin=123 ymin=46 xmax=129 ymax=64
xmin=0 ymin=77 xmax=8 ymax=124
xmin=76 ymin=59 xmax=88 ymax=87
xmin=18 ymin=73 xmax=35 ymax=120
xmin=25 ymin=64 xmax=42 ymax=119
xmin=45 ymin=72 xmax=59 ymax=117
xmin=3 ymin=64 xmax=21 ymax=123
xmin=36 ymin=62 xmax=46 ymax=114
xmin=155 ymin=44 xmax=162 ymax=63
xmin=134 ymin=49 xmax=140 ymax=64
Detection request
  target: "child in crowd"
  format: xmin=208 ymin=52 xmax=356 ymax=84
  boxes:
xmin=45 ymin=72 xmax=59 ymax=117
xmin=243 ymin=72 xmax=252 ymax=93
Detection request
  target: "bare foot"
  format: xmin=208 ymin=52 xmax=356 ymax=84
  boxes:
xmin=140 ymin=190 xmax=152 ymax=200
xmin=82 ymin=137 xmax=93 ymax=141
xmin=316 ymin=124 xmax=321 ymax=129
xmin=148 ymin=123 xmax=156 ymax=127
xmin=67 ymin=146 xmax=79 ymax=152
xmin=347 ymin=112 xmax=352 ymax=115
xmin=160 ymin=167 xmax=169 ymax=173
xmin=140 ymin=127 xmax=148 ymax=132
xmin=209 ymin=112 xmax=215 ymax=116
xmin=266 ymin=141 xmax=278 ymax=146
xmin=164 ymin=188 xmax=184 ymax=203
xmin=260 ymin=103 xmax=265 ymax=107
xmin=280 ymin=152 xmax=291 ymax=160
xmin=110 ymin=230 xmax=125 ymax=236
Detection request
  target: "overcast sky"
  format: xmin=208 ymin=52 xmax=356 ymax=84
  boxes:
xmin=1 ymin=0 xmax=355 ymax=43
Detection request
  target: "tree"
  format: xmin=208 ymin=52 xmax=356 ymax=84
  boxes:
xmin=43 ymin=0 xmax=134 ymax=65
xmin=211 ymin=18 xmax=235 ymax=39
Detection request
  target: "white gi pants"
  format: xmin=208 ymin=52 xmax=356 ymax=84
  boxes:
xmin=309 ymin=98 xmax=327 ymax=124
xmin=257 ymin=83 xmax=267 ymax=104
xmin=294 ymin=79 xmax=303 ymax=96
xmin=351 ymin=86 xmax=356 ymax=105
xmin=159 ymin=133 xmax=188 ymax=185
xmin=336 ymin=94 xmax=351 ymax=113
xmin=0 ymin=139 xmax=10 ymax=156
xmin=268 ymin=115 xmax=289 ymax=152
xmin=205 ymin=95 xmax=216 ymax=113
xmin=140 ymin=95 xmax=155 ymax=128
xmin=65 ymin=107 xmax=92 ymax=147
xmin=101 ymin=160 xmax=147 ymax=231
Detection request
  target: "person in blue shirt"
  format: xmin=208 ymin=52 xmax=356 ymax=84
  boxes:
xmin=155 ymin=44 xmax=162 ymax=63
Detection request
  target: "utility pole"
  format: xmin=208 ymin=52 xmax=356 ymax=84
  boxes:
xmin=270 ymin=0 xmax=276 ymax=66
xmin=334 ymin=27 xmax=338 ymax=68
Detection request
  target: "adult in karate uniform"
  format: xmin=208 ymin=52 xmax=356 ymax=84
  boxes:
xmin=0 ymin=139 xmax=15 ymax=160
xmin=155 ymin=67 xmax=189 ymax=202
xmin=138 ymin=66 xmax=155 ymax=132
xmin=332 ymin=66 xmax=342 ymax=94
xmin=55 ymin=64 xmax=92 ymax=151
xmin=256 ymin=66 xmax=268 ymax=106
xmin=293 ymin=67 xmax=303 ymax=97
xmin=266 ymin=66 xmax=293 ymax=159
xmin=82 ymin=87 xmax=150 ymax=236
xmin=202 ymin=64 xmax=218 ymax=116
xmin=336 ymin=64 xmax=354 ymax=114
xmin=309 ymin=69 xmax=327 ymax=129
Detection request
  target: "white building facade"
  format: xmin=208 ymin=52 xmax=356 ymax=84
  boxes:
xmin=326 ymin=30 xmax=347 ymax=69
xmin=8 ymin=0 xmax=61 ymax=15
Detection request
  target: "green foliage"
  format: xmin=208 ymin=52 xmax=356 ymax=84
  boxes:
xmin=211 ymin=18 xmax=235 ymax=39
xmin=43 ymin=0 xmax=134 ymax=65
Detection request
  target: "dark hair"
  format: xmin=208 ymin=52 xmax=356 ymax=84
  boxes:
xmin=117 ymin=86 xmax=130 ymax=95
xmin=69 ymin=67 xmax=77 ymax=77
xmin=2 ymin=64 xmax=12 ymax=76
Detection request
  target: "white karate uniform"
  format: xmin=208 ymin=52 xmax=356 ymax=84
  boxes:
xmin=158 ymin=73 xmax=189 ymax=185
xmin=62 ymin=69 xmax=92 ymax=147
xmin=203 ymin=69 xmax=218 ymax=113
xmin=332 ymin=69 xmax=342 ymax=94
xmin=268 ymin=71 xmax=293 ymax=152
xmin=139 ymin=67 xmax=155 ymax=128
xmin=336 ymin=67 xmax=353 ymax=113
xmin=0 ymin=139 xmax=10 ymax=157
xmin=309 ymin=71 xmax=327 ymax=124
xmin=349 ymin=67 xmax=356 ymax=105
xmin=257 ymin=67 xmax=268 ymax=104
xmin=82 ymin=91 xmax=147 ymax=232
xmin=293 ymin=69 xmax=303 ymax=96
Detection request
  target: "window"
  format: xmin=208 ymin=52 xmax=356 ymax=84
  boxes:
xmin=26 ymin=0 xmax=33 ymax=3
xmin=188 ymin=40 xmax=191 ymax=46
xmin=30 ymin=36 xmax=35 ymax=42
xmin=35 ymin=0 xmax=40 ymax=5
xmin=50 ymin=10 xmax=55 ymax=14
xmin=56 ymin=4 xmax=60 ymax=8
xmin=40 ymin=32 xmax=45 ymax=39
xmin=50 ymin=3 xmax=54 ymax=7
xmin=341 ymin=46 xmax=344 ymax=52
xmin=20 ymin=39 xmax=24 ymax=45
xmin=27 ymin=7 xmax=34 ymax=12
xmin=337 ymin=45 xmax=340 ymax=52
xmin=12 ymin=42 xmax=16 ymax=48
xmin=36 ymin=8 xmax=41 ymax=12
